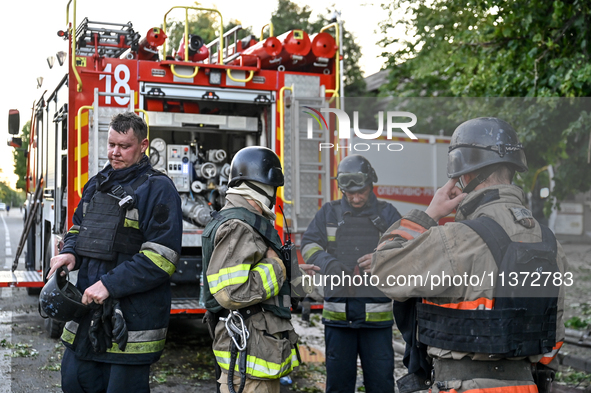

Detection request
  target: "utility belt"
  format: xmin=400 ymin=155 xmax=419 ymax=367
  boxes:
xmin=432 ymin=358 xmax=534 ymax=385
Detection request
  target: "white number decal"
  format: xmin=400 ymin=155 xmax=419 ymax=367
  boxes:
xmin=99 ymin=63 xmax=131 ymax=105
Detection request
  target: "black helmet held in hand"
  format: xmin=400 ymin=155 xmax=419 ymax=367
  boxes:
xmin=447 ymin=117 xmax=528 ymax=178
xmin=39 ymin=266 xmax=89 ymax=323
xmin=336 ymin=155 xmax=378 ymax=193
xmin=228 ymin=146 xmax=284 ymax=188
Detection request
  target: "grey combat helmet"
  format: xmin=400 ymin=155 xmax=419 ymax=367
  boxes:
xmin=448 ymin=117 xmax=528 ymax=178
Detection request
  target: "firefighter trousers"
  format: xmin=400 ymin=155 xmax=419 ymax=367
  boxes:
xmin=325 ymin=325 xmax=395 ymax=393
xmin=61 ymin=348 xmax=150 ymax=393
xmin=217 ymin=371 xmax=280 ymax=393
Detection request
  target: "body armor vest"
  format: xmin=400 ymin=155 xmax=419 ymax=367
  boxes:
xmin=327 ymin=200 xmax=390 ymax=298
xmin=202 ymin=207 xmax=291 ymax=319
xmin=417 ymin=216 xmax=559 ymax=357
xmin=75 ymin=170 xmax=158 ymax=261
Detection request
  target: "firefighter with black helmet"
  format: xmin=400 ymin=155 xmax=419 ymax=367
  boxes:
xmin=372 ymin=117 xmax=567 ymax=393
xmin=47 ymin=112 xmax=182 ymax=393
xmin=202 ymin=146 xmax=305 ymax=393
xmin=301 ymin=154 xmax=402 ymax=392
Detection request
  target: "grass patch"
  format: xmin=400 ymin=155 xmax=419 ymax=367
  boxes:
xmin=555 ymin=368 xmax=591 ymax=388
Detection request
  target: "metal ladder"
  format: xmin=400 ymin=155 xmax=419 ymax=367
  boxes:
xmin=283 ymin=89 xmax=331 ymax=233
xmin=88 ymin=89 xmax=135 ymax=176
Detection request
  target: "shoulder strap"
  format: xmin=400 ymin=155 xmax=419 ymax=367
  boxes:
xmin=370 ymin=201 xmax=390 ymax=233
xmin=459 ymin=216 xmax=512 ymax=269
xmin=330 ymin=200 xmax=345 ymax=227
xmin=122 ymin=168 xmax=161 ymax=196
xmin=214 ymin=207 xmax=283 ymax=251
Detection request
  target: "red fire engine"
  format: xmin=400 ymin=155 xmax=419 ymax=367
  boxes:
xmin=3 ymin=2 xmax=343 ymax=334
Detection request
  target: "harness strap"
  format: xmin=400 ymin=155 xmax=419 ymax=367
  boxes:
xmin=460 ymin=216 xmax=512 ymax=269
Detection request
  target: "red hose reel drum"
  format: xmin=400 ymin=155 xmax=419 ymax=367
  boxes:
xmin=231 ymin=36 xmax=283 ymax=68
xmin=276 ymin=29 xmax=311 ymax=56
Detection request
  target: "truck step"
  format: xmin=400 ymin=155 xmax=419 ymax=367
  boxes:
xmin=0 ymin=270 xmax=43 ymax=288
xmin=170 ymin=299 xmax=206 ymax=315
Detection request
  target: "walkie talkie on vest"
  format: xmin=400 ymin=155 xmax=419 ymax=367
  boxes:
xmin=279 ymin=205 xmax=306 ymax=310
xmin=278 ymin=205 xmax=294 ymax=283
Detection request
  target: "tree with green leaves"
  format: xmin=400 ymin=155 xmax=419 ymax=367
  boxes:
xmin=378 ymin=0 xmax=591 ymax=202
xmin=0 ymin=181 xmax=25 ymax=208
xmin=271 ymin=0 xmax=366 ymax=96
xmin=12 ymin=121 xmax=30 ymax=191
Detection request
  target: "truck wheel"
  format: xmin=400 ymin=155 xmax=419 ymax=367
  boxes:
xmin=44 ymin=318 xmax=65 ymax=339
xmin=26 ymin=286 xmax=41 ymax=296
xmin=29 ymin=241 xmax=52 ymax=297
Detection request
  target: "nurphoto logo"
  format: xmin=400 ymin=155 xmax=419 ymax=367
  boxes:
xmin=304 ymin=108 xmax=418 ymax=152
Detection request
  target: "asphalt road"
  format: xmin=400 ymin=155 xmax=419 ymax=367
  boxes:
xmin=1 ymin=209 xmax=25 ymax=272
xmin=0 ymin=211 xmax=304 ymax=392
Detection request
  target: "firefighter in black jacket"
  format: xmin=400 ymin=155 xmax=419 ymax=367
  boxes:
xmin=301 ymin=155 xmax=401 ymax=392
xmin=48 ymin=112 xmax=182 ymax=393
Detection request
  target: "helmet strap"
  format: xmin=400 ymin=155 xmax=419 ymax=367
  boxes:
xmin=462 ymin=165 xmax=499 ymax=194
xmin=244 ymin=181 xmax=276 ymax=208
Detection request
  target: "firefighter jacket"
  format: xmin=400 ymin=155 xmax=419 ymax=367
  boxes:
xmin=372 ymin=184 xmax=567 ymax=366
xmin=59 ymin=156 xmax=182 ymax=365
xmin=203 ymin=194 xmax=299 ymax=379
xmin=301 ymin=192 xmax=401 ymax=328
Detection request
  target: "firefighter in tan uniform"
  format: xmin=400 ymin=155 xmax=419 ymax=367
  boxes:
xmin=201 ymin=146 xmax=301 ymax=393
xmin=372 ymin=118 xmax=567 ymax=393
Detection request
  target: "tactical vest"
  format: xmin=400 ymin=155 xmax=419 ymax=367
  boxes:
xmin=201 ymin=207 xmax=291 ymax=319
xmin=323 ymin=200 xmax=393 ymax=326
xmin=75 ymin=170 xmax=160 ymax=261
xmin=417 ymin=216 xmax=559 ymax=357
xmin=327 ymin=200 xmax=390 ymax=263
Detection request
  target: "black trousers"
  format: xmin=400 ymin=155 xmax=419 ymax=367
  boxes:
xmin=61 ymin=348 xmax=151 ymax=393
xmin=325 ymin=325 xmax=395 ymax=393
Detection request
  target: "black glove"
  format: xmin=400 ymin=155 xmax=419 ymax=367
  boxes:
xmin=111 ymin=300 xmax=128 ymax=351
xmin=324 ymin=260 xmax=353 ymax=276
xmin=88 ymin=306 xmax=111 ymax=353
xmin=101 ymin=299 xmax=114 ymax=346
xmin=324 ymin=261 xmax=355 ymax=297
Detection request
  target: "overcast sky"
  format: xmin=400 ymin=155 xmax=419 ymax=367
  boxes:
xmin=0 ymin=0 xmax=397 ymax=189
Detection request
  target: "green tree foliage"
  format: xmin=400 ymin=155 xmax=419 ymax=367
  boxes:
xmin=0 ymin=182 xmax=25 ymax=208
xmin=270 ymin=0 xmax=314 ymax=33
xmin=271 ymin=0 xmax=366 ymax=96
xmin=164 ymin=2 xmax=253 ymax=57
xmin=378 ymin=0 xmax=591 ymax=201
xmin=12 ymin=121 xmax=30 ymax=191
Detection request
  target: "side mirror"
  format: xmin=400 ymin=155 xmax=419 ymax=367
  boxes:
xmin=8 ymin=137 xmax=22 ymax=148
xmin=8 ymin=109 xmax=19 ymax=135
